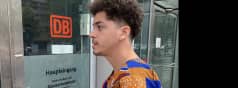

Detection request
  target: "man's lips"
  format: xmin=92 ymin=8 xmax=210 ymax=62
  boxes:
xmin=92 ymin=41 xmax=98 ymax=48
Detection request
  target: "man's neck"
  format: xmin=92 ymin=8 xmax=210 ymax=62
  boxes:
xmin=105 ymin=42 xmax=139 ymax=71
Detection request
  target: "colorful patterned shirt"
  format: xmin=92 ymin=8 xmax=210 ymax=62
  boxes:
xmin=103 ymin=59 xmax=162 ymax=88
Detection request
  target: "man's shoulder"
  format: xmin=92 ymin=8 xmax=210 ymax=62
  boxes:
xmin=127 ymin=67 xmax=160 ymax=80
xmin=118 ymin=69 xmax=162 ymax=88
xmin=118 ymin=74 xmax=146 ymax=88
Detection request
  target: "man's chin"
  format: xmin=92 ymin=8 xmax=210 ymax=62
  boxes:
xmin=93 ymin=51 xmax=103 ymax=56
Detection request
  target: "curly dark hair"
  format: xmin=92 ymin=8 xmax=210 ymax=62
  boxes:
xmin=89 ymin=0 xmax=144 ymax=39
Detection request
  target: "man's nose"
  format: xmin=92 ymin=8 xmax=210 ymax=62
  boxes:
xmin=89 ymin=31 xmax=96 ymax=38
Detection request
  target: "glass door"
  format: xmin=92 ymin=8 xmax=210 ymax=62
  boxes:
xmin=149 ymin=12 xmax=178 ymax=88
xmin=134 ymin=1 xmax=179 ymax=88
xmin=22 ymin=0 xmax=91 ymax=88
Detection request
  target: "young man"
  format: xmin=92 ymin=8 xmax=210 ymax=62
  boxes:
xmin=89 ymin=0 xmax=162 ymax=88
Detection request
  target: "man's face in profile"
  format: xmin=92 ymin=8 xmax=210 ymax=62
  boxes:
xmin=89 ymin=11 xmax=122 ymax=56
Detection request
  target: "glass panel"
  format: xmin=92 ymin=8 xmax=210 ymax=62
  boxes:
xmin=22 ymin=0 xmax=91 ymax=87
xmin=152 ymin=66 xmax=174 ymax=88
xmin=136 ymin=1 xmax=178 ymax=88
xmin=138 ymin=0 xmax=151 ymax=13
xmin=149 ymin=12 xmax=178 ymax=88
xmin=24 ymin=54 xmax=90 ymax=88
xmin=149 ymin=13 xmax=177 ymax=65
xmin=134 ymin=14 xmax=150 ymax=62
xmin=134 ymin=0 xmax=151 ymax=62
xmin=22 ymin=0 xmax=90 ymax=55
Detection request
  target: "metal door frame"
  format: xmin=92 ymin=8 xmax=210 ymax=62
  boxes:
xmin=0 ymin=0 xmax=24 ymax=88
xmin=172 ymin=17 xmax=179 ymax=88
xmin=0 ymin=0 xmax=13 ymax=87
xmin=9 ymin=0 xmax=24 ymax=87
xmin=89 ymin=1 xmax=96 ymax=88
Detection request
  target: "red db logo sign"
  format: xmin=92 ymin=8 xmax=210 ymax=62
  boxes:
xmin=50 ymin=14 xmax=72 ymax=38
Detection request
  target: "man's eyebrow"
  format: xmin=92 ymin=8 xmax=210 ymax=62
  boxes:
xmin=93 ymin=21 xmax=104 ymax=25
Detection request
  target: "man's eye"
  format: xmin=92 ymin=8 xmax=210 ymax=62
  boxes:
xmin=97 ymin=25 xmax=101 ymax=29
xmin=97 ymin=25 xmax=103 ymax=31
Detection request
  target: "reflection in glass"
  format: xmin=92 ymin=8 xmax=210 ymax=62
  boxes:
xmin=22 ymin=0 xmax=91 ymax=88
xmin=22 ymin=0 xmax=90 ymax=56
xmin=149 ymin=12 xmax=178 ymax=88
xmin=134 ymin=0 xmax=151 ymax=62
xmin=149 ymin=13 xmax=177 ymax=65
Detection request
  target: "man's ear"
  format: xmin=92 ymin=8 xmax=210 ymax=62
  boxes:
xmin=120 ymin=26 xmax=131 ymax=40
